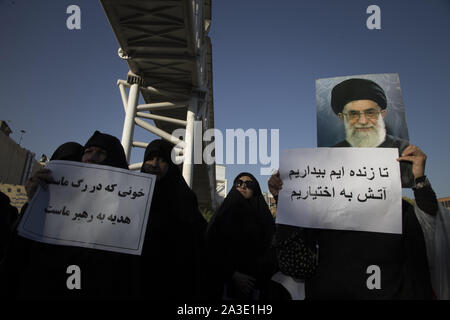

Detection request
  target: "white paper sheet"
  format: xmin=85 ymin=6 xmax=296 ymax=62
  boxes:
xmin=275 ymin=148 xmax=402 ymax=234
xmin=18 ymin=160 xmax=156 ymax=255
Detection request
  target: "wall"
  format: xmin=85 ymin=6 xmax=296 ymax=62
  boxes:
xmin=0 ymin=131 xmax=42 ymax=190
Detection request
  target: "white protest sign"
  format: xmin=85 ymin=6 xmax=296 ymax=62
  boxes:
xmin=275 ymin=148 xmax=402 ymax=234
xmin=18 ymin=160 xmax=156 ymax=255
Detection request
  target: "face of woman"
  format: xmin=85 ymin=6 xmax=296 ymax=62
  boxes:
xmin=235 ymin=175 xmax=255 ymax=199
xmin=142 ymin=156 xmax=169 ymax=181
xmin=82 ymin=146 xmax=107 ymax=165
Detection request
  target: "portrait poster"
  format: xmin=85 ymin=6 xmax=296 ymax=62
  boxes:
xmin=316 ymin=73 xmax=409 ymax=148
xmin=316 ymin=73 xmax=414 ymax=188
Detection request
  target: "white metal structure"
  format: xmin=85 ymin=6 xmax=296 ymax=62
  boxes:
xmin=215 ymin=164 xmax=227 ymax=207
xmin=100 ymin=0 xmax=216 ymax=210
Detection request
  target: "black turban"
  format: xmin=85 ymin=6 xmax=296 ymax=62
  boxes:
xmin=84 ymin=131 xmax=128 ymax=169
xmin=331 ymin=78 xmax=387 ymax=114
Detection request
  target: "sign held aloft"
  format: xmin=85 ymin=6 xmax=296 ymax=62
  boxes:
xmin=18 ymin=160 xmax=156 ymax=255
xmin=275 ymin=148 xmax=402 ymax=234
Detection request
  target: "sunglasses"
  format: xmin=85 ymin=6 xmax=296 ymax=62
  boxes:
xmin=235 ymin=179 xmax=256 ymax=190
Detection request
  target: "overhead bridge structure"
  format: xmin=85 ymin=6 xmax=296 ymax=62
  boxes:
xmin=100 ymin=0 xmax=216 ymax=211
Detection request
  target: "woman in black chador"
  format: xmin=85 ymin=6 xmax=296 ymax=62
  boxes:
xmin=0 ymin=141 xmax=85 ymax=299
xmin=137 ymin=139 xmax=207 ymax=300
xmin=205 ymin=172 xmax=281 ymax=300
xmin=1 ymin=132 xmax=134 ymax=299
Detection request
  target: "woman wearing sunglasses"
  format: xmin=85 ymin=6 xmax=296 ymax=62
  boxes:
xmin=205 ymin=173 xmax=287 ymax=300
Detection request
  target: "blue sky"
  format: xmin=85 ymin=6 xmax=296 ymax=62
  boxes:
xmin=1 ymin=0 xmax=449 ymax=198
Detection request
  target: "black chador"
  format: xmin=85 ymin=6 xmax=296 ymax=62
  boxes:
xmin=136 ymin=139 xmax=207 ymax=300
xmin=1 ymin=132 xmax=133 ymax=299
xmin=205 ymin=173 xmax=277 ymax=300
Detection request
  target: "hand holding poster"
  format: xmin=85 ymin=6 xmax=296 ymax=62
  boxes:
xmin=275 ymin=148 xmax=402 ymax=234
xmin=18 ymin=160 xmax=156 ymax=255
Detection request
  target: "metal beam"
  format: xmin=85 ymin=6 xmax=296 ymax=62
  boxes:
xmin=117 ymin=79 xmax=189 ymax=99
xmin=118 ymin=82 xmax=128 ymax=111
xmin=140 ymin=84 xmax=190 ymax=99
xmin=136 ymin=112 xmax=187 ymax=126
xmin=121 ymin=83 xmax=140 ymax=162
xmin=132 ymin=141 xmax=148 ymax=149
xmin=135 ymin=117 xmax=186 ymax=148
xmin=136 ymin=102 xmax=186 ymax=111
xmin=182 ymin=97 xmax=197 ymax=187
xmin=132 ymin=141 xmax=184 ymax=154
xmin=131 ymin=53 xmax=196 ymax=62
xmin=129 ymin=162 xmax=143 ymax=171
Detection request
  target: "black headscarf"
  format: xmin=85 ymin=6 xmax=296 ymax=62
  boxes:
xmin=143 ymin=139 xmax=174 ymax=164
xmin=84 ymin=131 xmax=128 ymax=169
xmin=50 ymin=142 xmax=84 ymax=162
xmin=233 ymin=172 xmax=275 ymax=246
xmin=210 ymin=172 xmax=275 ymax=253
xmin=141 ymin=139 xmax=189 ymax=216
xmin=141 ymin=139 xmax=181 ymax=177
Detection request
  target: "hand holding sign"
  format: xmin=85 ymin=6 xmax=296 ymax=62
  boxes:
xmin=25 ymin=168 xmax=56 ymax=200
xmin=397 ymin=144 xmax=426 ymax=179
xmin=268 ymin=171 xmax=283 ymax=197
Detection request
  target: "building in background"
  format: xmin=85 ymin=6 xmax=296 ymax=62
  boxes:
xmin=438 ymin=196 xmax=450 ymax=209
xmin=215 ymin=164 xmax=227 ymax=207
xmin=263 ymin=192 xmax=277 ymax=218
xmin=0 ymin=120 xmax=41 ymax=210
xmin=0 ymin=183 xmax=27 ymax=211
